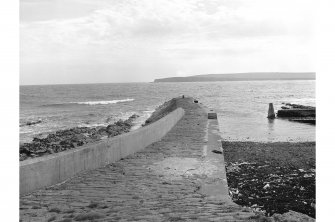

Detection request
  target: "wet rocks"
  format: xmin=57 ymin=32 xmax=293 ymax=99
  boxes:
xmin=143 ymin=98 xmax=178 ymax=126
xmin=271 ymin=210 xmax=315 ymax=221
xmin=226 ymin=161 xmax=315 ymax=217
xmin=277 ymin=109 xmax=315 ymax=118
xmin=19 ymin=114 xmax=140 ymax=161
xmin=223 ymin=141 xmax=315 ymax=218
xmin=282 ymin=103 xmax=315 ymax=110
xmin=73 ymin=212 xmax=105 ymax=221
xmin=105 ymin=116 xmax=114 ymax=123
xmin=20 ymin=119 xmax=42 ymax=127
xmin=277 ymin=103 xmax=316 ymax=124
xmin=277 ymin=103 xmax=315 ymax=118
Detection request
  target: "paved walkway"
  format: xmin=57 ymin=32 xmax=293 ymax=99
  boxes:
xmin=20 ymin=98 xmax=256 ymax=222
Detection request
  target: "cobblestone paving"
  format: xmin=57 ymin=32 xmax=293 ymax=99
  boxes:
xmin=20 ymin=98 xmax=257 ymax=222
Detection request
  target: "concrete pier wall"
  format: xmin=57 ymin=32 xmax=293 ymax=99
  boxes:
xmin=20 ymin=108 xmax=185 ymax=196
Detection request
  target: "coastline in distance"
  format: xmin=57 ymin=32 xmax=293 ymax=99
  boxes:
xmin=154 ymin=72 xmax=315 ymax=82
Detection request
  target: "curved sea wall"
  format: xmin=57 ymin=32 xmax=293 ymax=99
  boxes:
xmin=20 ymin=108 xmax=185 ymax=195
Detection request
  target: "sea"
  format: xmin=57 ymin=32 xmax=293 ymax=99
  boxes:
xmin=20 ymin=80 xmax=315 ymax=143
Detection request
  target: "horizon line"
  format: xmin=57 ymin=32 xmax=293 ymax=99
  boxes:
xmin=20 ymin=71 xmax=316 ymax=86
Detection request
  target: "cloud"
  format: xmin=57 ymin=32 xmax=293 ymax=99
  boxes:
xmin=20 ymin=0 xmax=314 ymax=84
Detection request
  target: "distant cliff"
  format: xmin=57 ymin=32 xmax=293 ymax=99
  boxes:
xmin=154 ymin=72 xmax=315 ymax=82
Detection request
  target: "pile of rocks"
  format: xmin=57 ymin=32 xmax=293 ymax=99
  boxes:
xmin=19 ymin=114 xmax=139 ymax=161
xmin=226 ymin=161 xmax=315 ymax=218
xmin=277 ymin=103 xmax=316 ymax=124
xmin=143 ymin=98 xmax=178 ymax=126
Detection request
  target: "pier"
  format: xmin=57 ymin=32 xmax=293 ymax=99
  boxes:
xmin=20 ymin=97 xmax=257 ymax=221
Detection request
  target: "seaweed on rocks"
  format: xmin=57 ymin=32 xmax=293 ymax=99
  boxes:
xmin=143 ymin=98 xmax=178 ymax=126
xmin=19 ymin=114 xmax=139 ymax=161
xmin=223 ymin=141 xmax=315 ymax=218
xmin=227 ymin=161 xmax=315 ymax=218
xmin=277 ymin=103 xmax=316 ymax=120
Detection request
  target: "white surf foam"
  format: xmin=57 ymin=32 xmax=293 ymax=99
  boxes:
xmin=131 ymin=109 xmax=155 ymax=130
xmin=73 ymin=98 xmax=134 ymax=105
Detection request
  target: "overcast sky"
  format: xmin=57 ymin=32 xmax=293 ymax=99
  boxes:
xmin=20 ymin=0 xmax=314 ymax=85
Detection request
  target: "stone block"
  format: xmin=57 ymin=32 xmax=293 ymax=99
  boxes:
xmin=208 ymin=113 xmax=217 ymax=119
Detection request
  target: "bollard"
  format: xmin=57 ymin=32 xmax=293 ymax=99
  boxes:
xmin=267 ymin=103 xmax=275 ymax=119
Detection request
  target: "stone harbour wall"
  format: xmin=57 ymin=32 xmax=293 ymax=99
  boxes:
xmin=20 ymin=108 xmax=185 ymax=196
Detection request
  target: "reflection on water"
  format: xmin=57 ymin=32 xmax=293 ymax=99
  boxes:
xmin=267 ymin=118 xmax=275 ymax=130
xmin=267 ymin=118 xmax=275 ymax=140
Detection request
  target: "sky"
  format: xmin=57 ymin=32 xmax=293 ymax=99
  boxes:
xmin=20 ymin=0 xmax=314 ymax=85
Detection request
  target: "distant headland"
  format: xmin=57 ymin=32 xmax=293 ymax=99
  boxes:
xmin=154 ymin=72 xmax=315 ymax=82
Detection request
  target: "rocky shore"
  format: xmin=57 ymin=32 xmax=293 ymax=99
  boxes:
xmin=277 ymin=103 xmax=316 ymax=124
xmin=280 ymin=103 xmax=315 ymax=110
xmin=20 ymin=97 xmax=181 ymax=162
xmin=19 ymin=114 xmax=139 ymax=161
xmin=222 ymin=141 xmax=315 ymax=218
xmin=20 ymin=96 xmax=316 ymax=221
xmin=142 ymin=97 xmax=178 ymax=126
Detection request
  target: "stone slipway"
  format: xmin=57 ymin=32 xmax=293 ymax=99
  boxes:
xmin=20 ymin=97 xmax=257 ymax=222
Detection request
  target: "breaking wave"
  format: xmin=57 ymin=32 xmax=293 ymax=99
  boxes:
xmin=42 ymin=99 xmax=135 ymax=107
xmin=72 ymin=98 xmax=135 ymax=105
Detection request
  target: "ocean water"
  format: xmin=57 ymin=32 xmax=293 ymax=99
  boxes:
xmin=20 ymin=80 xmax=315 ymax=143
